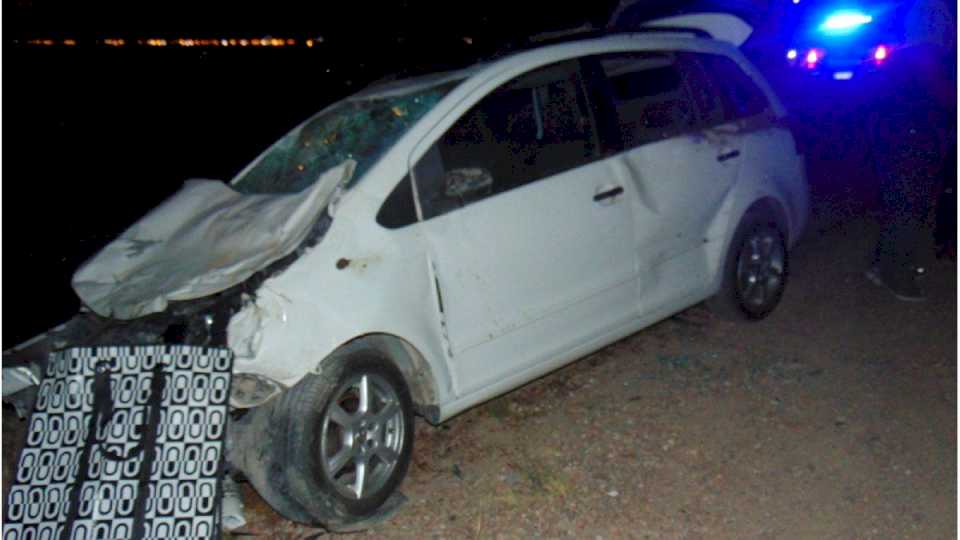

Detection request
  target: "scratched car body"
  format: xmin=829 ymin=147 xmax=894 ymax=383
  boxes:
xmin=3 ymin=14 xmax=808 ymax=529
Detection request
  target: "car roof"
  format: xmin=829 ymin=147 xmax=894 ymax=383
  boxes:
xmin=349 ymin=63 xmax=489 ymax=101
xmin=353 ymin=30 xmax=741 ymax=101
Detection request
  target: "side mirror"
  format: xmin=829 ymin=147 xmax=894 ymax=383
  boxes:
xmin=444 ymin=168 xmax=493 ymax=201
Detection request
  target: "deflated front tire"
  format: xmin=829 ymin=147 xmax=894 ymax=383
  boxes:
xmin=230 ymin=348 xmax=414 ymax=528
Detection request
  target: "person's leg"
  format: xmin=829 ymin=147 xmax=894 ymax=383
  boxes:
xmin=870 ymin=149 xmax=901 ymax=283
xmin=934 ymin=144 xmax=956 ymax=259
xmin=878 ymin=129 xmax=941 ymax=299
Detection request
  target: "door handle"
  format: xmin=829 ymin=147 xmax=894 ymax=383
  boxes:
xmin=717 ymin=149 xmax=740 ymax=162
xmin=593 ymin=186 xmax=624 ymax=202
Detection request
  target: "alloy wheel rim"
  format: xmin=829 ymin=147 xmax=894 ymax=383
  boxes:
xmin=736 ymin=228 xmax=785 ymax=309
xmin=320 ymin=372 xmax=405 ymax=500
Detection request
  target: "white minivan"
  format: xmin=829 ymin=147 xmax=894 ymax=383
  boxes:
xmin=4 ymin=14 xmax=807 ymax=529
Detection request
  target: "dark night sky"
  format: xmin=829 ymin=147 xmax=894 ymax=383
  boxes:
xmin=8 ymin=0 xmax=623 ymax=41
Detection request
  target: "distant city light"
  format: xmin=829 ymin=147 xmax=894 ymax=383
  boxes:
xmin=21 ymin=35 xmax=318 ymax=48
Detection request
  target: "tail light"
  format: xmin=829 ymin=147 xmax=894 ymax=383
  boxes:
xmin=873 ymin=45 xmax=888 ymax=63
xmin=804 ymin=48 xmax=823 ymax=69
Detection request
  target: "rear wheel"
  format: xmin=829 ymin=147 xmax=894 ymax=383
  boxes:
xmin=709 ymin=216 xmax=788 ymax=320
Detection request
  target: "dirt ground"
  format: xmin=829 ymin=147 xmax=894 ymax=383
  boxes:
xmin=3 ymin=159 xmax=957 ymax=539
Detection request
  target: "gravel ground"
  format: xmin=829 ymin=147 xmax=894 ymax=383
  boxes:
xmin=3 ymin=160 xmax=956 ymax=539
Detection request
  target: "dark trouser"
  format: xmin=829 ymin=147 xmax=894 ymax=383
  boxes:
xmin=872 ymin=123 xmax=943 ymax=288
xmin=934 ymin=143 xmax=957 ymax=256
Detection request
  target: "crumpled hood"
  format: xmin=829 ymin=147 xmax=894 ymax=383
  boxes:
xmin=73 ymin=160 xmax=356 ymax=320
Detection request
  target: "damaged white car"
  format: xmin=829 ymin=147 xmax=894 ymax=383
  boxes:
xmin=3 ymin=14 xmax=807 ymax=531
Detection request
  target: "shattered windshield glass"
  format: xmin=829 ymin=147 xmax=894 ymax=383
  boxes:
xmin=232 ymin=82 xmax=458 ymax=194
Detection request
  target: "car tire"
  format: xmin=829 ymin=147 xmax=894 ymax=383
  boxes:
xmin=278 ymin=350 xmax=415 ymax=523
xmin=708 ymin=214 xmax=788 ymax=321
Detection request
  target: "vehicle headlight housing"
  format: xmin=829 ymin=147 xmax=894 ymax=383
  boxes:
xmin=230 ymin=373 xmax=284 ymax=408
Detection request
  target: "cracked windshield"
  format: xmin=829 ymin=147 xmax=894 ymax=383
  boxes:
xmin=232 ymin=83 xmax=458 ymax=194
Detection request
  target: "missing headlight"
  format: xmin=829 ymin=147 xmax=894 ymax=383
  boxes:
xmin=163 ymin=323 xmax=189 ymax=344
xmin=230 ymin=373 xmax=284 ymax=408
xmin=163 ymin=312 xmax=218 ymax=346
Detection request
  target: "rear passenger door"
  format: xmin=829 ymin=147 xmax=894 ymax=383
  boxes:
xmin=685 ymin=52 xmax=794 ymax=208
xmin=588 ymin=51 xmax=740 ymax=312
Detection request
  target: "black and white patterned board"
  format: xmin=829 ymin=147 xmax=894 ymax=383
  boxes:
xmin=4 ymin=345 xmax=233 ymax=540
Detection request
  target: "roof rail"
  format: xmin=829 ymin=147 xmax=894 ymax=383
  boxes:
xmin=524 ymin=25 xmax=709 ymax=49
xmin=529 ymin=23 xmax=597 ymax=43
xmin=628 ymin=26 xmax=712 ymax=39
xmin=638 ymin=13 xmax=752 ymax=47
xmin=488 ymin=19 xmax=720 ymax=62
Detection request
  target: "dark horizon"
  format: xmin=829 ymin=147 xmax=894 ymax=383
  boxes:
xmin=6 ymin=0 xmax=623 ymax=41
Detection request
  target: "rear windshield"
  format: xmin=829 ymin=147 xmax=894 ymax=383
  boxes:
xmin=232 ymin=82 xmax=459 ymax=194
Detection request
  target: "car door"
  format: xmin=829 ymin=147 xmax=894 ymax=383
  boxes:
xmin=588 ymin=51 xmax=743 ymax=313
xmin=413 ymin=60 xmax=639 ymax=396
xmin=688 ymin=51 xmax=796 ymax=206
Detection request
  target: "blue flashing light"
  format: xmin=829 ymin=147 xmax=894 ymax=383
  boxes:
xmin=786 ymin=48 xmax=798 ymax=60
xmin=818 ymin=10 xmax=873 ymax=34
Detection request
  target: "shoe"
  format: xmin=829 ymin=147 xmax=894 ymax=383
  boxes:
xmin=865 ymin=266 xmax=926 ymax=302
xmin=864 ymin=266 xmax=885 ymax=288
xmin=890 ymin=280 xmax=926 ymax=302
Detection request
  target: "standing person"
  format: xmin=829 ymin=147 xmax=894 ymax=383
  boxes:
xmin=866 ymin=0 xmax=955 ymax=301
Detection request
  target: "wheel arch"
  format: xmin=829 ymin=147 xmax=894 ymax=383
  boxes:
xmin=706 ymin=196 xmax=791 ymax=320
xmin=707 ymin=195 xmax=790 ymax=294
xmin=743 ymin=197 xmax=789 ymax=239
xmin=317 ymin=333 xmax=442 ymax=423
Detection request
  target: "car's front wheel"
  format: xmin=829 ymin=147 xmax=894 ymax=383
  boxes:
xmin=276 ymin=351 xmax=414 ymax=524
xmin=709 ymin=215 xmax=788 ymax=320
xmin=316 ymin=361 xmax=412 ymax=513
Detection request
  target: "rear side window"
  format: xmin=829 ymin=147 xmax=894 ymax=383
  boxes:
xmin=694 ymin=54 xmax=769 ymax=121
xmin=677 ymin=53 xmax=727 ymax=130
xmin=596 ymin=52 xmax=695 ymax=149
xmin=415 ymin=60 xmax=598 ymax=219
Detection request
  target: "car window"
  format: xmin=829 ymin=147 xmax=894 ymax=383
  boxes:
xmin=376 ymin=175 xmax=417 ymax=229
xmin=692 ymin=54 xmax=769 ymax=121
xmin=595 ymin=52 xmax=695 ymax=149
xmin=415 ymin=60 xmax=597 ymax=220
xmin=676 ymin=53 xmax=728 ymax=130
